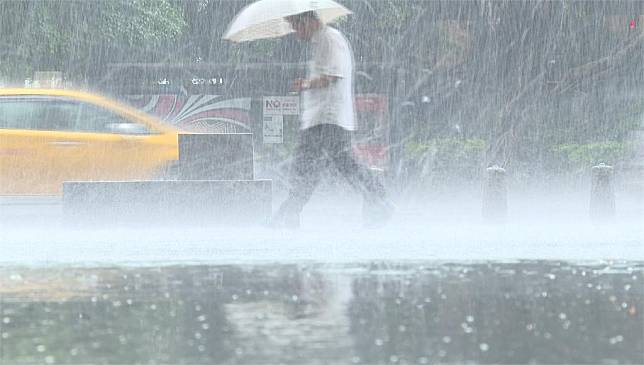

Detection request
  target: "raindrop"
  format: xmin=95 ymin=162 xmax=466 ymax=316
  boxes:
xmin=526 ymin=324 xmax=535 ymax=331
xmin=609 ymin=335 xmax=624 ymax=345
xmin=351 ymin=356 xmax=361 ymax=363
xmin=197 ymin=315 xmax=206 ymax=322
xmin=126 ymin=299 xmax=133 ymax=305
xmin=466 ymin=315 xmax=474 ymax=323
xmin=563 ymin=320 xmax=571 ymax=330
xmin=479 ymin=343 xmax=489 ymax=352
xmin=149 ymin=304 xmax=157 ymax=310
xmin=45 ymin=355 xmax=55 ymax=364
xmin=69 ymin=349 xmax=78 ymax=356
xmin=398 ymin=325 xmax=406 ymax=332
xmin=558 ymin=313 xmax=566 ymax=320
xmin=292 ymin=295 xmax=298 ymax=302
xmin=621 ymin=302 xmax=628 ymax=309
xmin=9 ymin=274 xmax=22 ymax=281
xmin=195 ymin=305 xmax=202 ymax=311
xmin=438 ymin=350 xmax=447 ymax=357
xmin=198 ymin=345 xmax=205 ymax=352
xmin=232 ymin=294 xmax=239 ymax=301
xmin=202 ymin=323 xmax=210 ymax=330
xmin=389 ymin=355 xmax=399 ymax=363
xmin=235 ymin=347 xmax=244 ymax=356
xmin=624 ymin=284 xmax=631 ymax=291
xmin=442 ymin=336 xmax=451 ymax=344
xmin=194 ymin=332 xmax=202 ymax=340
xmin=1 ymin=332 xmax=9 ymax=339
xmin=2 ymin=317 xmax=10 ymax=324
xmin=375 ymin=338 xmax=384 ymax=346
xmin=544 ymin=332 xmax=552 ymax=339
xmin=418 ymin=357 xmax=429 ymax=364
xmin=36 ymin=345 xmax=46 ymax=352
xmin=112 ymin=301 xmax=122 ymax=307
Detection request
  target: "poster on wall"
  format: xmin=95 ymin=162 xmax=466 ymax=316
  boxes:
xmin=262 ymin=96 xmax=299 ymax=116
xmin=262 ymin=96 xmax=298 ymax=144
xmin=263 ymin=115 xmax=284 ymax=144
xmin=124 ymin=95 xmax=252 ymax=133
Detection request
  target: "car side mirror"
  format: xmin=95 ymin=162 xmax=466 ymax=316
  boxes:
xmin=105 ymin=122 xmax=150 ymax=135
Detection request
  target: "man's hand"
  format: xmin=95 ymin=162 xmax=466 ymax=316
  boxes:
xmin=292 ymin=78 xmax=310 ymax=92
xmin=292 ymin=75 xmax=338 ymax=92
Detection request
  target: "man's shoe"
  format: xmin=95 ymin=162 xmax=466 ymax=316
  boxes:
xmin=269 ymin=210 xmax=300 ymax=229
xmin=362 ymin=199 xmax=395 ymax=229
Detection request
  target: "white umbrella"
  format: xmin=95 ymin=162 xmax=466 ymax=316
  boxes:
xmin=223 ymin=0 xmax=352 ymax=42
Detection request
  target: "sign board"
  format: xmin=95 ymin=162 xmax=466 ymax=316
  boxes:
xmin=263 ymin=96 xmax=299 ymax=116
xmin=263 ymin=115 xmax=283 ymax=144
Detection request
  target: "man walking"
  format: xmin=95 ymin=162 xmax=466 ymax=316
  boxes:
xmin=271 ymin=11 xmax=393 ymax=228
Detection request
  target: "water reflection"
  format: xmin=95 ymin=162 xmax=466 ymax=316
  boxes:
xmin=1 ymin=261 xmax=642 ymax=364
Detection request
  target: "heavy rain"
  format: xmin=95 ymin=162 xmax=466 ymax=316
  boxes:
xmin=0 ymin=1 xmax=643 ymax=364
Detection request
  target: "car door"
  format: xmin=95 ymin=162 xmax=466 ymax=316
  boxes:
xmin=47 ymin=98 xmax=177 ymax=191
xmin=0 ymin=96 xmax=176 ymax=195
xmin=0 ymin=96 xmax=65 ymax=194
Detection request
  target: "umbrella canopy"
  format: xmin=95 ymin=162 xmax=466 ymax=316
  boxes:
xmin=223 ymin=0 xmax=352 ymax=42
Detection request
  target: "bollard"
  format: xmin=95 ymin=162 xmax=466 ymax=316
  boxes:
xmin=590 ymin=163 xmax=616 ymax=222
xmin=482 ymin=165 xmax=508 ymax=223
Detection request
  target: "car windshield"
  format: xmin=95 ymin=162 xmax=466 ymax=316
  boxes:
xmin=0 ymin=1 xmax=642 ymax=364
xmin=0 ymin=96 xmax=155 ymax=134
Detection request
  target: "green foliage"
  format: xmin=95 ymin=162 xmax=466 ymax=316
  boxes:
xmin=403 ymin=138 xmax=487 ymax=186
xmin=406 ymin=138 xmax=486 ymax=161
xmin=98 ymin=0 xmax=186 ymax=46
xmin=551 ymin=141 xmax=632 ymax=173
xmin=0 ymin=0 xmax=186 ymax=80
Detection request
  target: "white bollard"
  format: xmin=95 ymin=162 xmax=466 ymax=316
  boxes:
xmin=482 ymin=165 xmax=507 ymax=223
xmin=590 ymin=163 xmax=616 ymax=223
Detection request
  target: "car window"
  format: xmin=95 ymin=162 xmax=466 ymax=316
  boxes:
xmin=75 ymin=102 xmax=156 ymax=135
xmin=0 ymin=98 xmax=47 ymax=130
xmin=0 ymin=97 xmax=155 ymax=135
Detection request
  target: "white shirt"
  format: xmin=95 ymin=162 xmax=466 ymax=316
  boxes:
xmin=300 ymin=26 xmax=355 ymax=131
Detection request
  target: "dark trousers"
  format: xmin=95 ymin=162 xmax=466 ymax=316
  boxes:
xmin=277 ymin=124 xmax=386 ymax=216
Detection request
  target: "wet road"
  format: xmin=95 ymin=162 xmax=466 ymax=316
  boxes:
xmin=1 ymin=193 xmax=642 ymax=364
xmin=0 ymin=261 xmax=642 ymax=364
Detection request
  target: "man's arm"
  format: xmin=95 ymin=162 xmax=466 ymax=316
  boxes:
xmin=293 ymin=74 xmax=340 ymax=91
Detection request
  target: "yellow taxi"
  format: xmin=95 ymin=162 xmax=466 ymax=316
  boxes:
xmin=0 ymin=88 xmax=179 ymax=195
